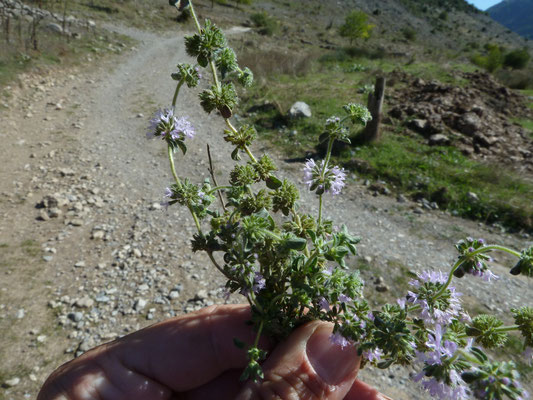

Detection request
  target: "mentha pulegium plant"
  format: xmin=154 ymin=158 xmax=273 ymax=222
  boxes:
xmin=147 ymin=2 xmax=533 ymax=398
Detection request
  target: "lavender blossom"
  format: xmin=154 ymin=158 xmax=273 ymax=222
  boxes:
xmin=318 ymin=297 xmax=330 ymax=311
xmin=146 ymin=108 xmax=195 ymax=142
xmin=363 ymin=347 xmax=384 ymax=363
xmin=303 ymin=159 xmax=346 ymax=195
xmin=330 ymin=331 xmax=351 ymax=349
xmin=252 ymin=272 xmax=266 ymax=293
xmin=408 ymin=270 xmax=462 ymax=326
xmin=171 ymin=116 xmax=196 ymax=140
xmin=329 ymin=165 xmax=346 ymax=195
xmin=339 ymin=294 xmax=352 ymax=304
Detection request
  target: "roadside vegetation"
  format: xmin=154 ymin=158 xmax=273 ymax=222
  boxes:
xmin=238 ymin=7 xmax=533 ymax=233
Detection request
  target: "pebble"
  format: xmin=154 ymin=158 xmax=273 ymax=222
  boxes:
xmin=43 ymin=255 xmax=54 ymax=262
xmin=134 ymin=298 xmax=147 ymax=311
xmin=75 ymin=297 xmax=94 ymax=308
xmin=168 ymin=290 xmax=180 ymax=300
xmin=91 ymin=230 xmax=105 ymax=240
xmin=68 ymin=312 xmax=83 ymax=322
xmin=15 ymin=309 xmax=25 ymax=319
xmin=74 ymin=261 xmax=86 ymax=268
xmin=3 ymin=377 xmax=20 ymax=387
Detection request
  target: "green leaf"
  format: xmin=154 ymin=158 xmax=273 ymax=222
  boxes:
xmin=266 ymin=175 xmax=282 ymax=190
xmin=377 ymin=359 xmax=394 ymax=369
xmin=285 ymin=237 xmax=307 ymax=251
xmin=177 ymin=141 xmax=187 ymax=155
xmin=231 ymin=147 xmax=241 ymax=161
xmin=470 ymin=347 xmax=488 ymax=363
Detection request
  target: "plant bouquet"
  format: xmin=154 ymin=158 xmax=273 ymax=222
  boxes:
xmin=147 ymin=2 xmax=533 ymax=398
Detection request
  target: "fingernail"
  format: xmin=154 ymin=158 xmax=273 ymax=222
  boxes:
xmin=377 ymin=394 xmax=393 ymax=400
xmin=306 ymin=324 xmax=359 ymax=385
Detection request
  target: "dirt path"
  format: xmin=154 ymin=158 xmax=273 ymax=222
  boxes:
xmin=0 ymin=24 xmax=531 ymax=400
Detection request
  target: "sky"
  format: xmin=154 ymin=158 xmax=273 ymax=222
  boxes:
xmin=467 ymin=0 xmax=502 ymax=10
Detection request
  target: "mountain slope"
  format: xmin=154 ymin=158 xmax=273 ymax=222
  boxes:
xmin=488 ymin=0 xmax=533 ymax=39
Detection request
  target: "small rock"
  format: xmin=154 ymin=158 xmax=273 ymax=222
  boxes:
xmin=429 ymin=134 xmax=450 ymax=146
xmin=413 ymin=207 xmax=424 ymax=215
xmin=168 ymin=290 xmax=180 ymax=300
xmin=75 ymin=297 xmax=94 ymax=309
xmin=38 ymin=209 xmax=51 ymax=221
xmin=45 ymin=22 xmax=63 ymax=34
xmin=467 ymin=192 xmax=479 ymax=202
xmin=15 ymin=309 xmax=25 ymax=319
xmin=69 ymin=219 xmax=84 ymax=227
xmin=36 ymin=334 xmax=47 ymax=343
xmin=134 ymin=298 xmax=147 ymax=311
xmin=48 ymin=207 xmax=62 ymax=218
xmin=150 ymin=203 xmax=162 ymax=211
xmin=43 ymin=255 xmax=53 ymax=262
xmin=194 ymin=290 xmax=208 ymax=301
xmin=74 ymin=261 xmax=86 ymax=268
xmin=67 ymin=312 xmax=83 ymax=322
xmin=3 ymin=377 xmax=20 ymax=388
xmin=375 ymin=284 xmax=389 ymax=292
xmin=396 ymin=194 xmax=407 ymax=203
xmin=91 ymin=230 xmax=105 ymax=240
xmin=288 ymin=101 xmax=312 ymax=119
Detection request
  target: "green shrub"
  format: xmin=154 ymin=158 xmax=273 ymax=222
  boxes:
xmin=401 ymin=27 xmax=417 ymax=41
xmin=472 ymin=45 xmax=504 ymax=73
xmin=338 ymin=10 xmax=375 ymax=44
xmin=250 ymin=12 xmax=278 ymax=36
xmin=503 ymin=49 xmax=531 ymax=70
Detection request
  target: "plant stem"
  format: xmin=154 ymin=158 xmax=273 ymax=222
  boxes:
xmin=188 ymin=0 xmax=202 ymax=33
xmin=318 ymin=194 xmax=323 ymax=226
xmin=458 ymin=325 xmax=520 ymax=339
xmin=435 ymin=244 xmax=520 ymax=300
xmin=318 ymin=137 xmax=334 ymax=225
xmin=243 ymin=144 xmax=258 ymax=163
xmin=470 ymin=245 xmax=521 ymax=258
xmin=207 ymin=144 xmax=227 ymax=212
xmin=172 ymin=80 xmax=184 ymax=111
xmin=168 ymin=145 xmax=202 ymax=232
xmin=254 ymin=320 xmax=264 ymax=348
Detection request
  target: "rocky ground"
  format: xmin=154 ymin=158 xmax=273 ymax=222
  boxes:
xmin=0 ymin=22 xmax=532 ymax=400
xmin=388 ymin=71 xmax=533 ymax=173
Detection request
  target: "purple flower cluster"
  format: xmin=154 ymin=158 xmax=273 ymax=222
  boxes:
xmin=330 ymin=331 xmax=351 ymax=349
xmin=303 ymin=159 xmax=346 ymax=195
xmin=413 ymin=370 xmax=468 ymax=400
xmin=407 ymin=270 xmax=462 ymax=326
xmin=146 ymin=108 xmax=196 ymax=141
xmin=413 ymin=324 xmax=470 ymax=399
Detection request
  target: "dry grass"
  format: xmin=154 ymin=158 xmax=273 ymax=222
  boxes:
xmin=238 ymin=47 xmax=317 ymax=78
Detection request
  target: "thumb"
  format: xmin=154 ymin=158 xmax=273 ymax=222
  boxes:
xmin=236 ymin=321 xmax=360 ymax=400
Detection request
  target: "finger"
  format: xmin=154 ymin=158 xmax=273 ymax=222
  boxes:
xmin=236 ymin=321 xmax=360 ymax=400
xmin=38 ymin=304 xmax=270 ymax=399
xmin=113 ymin=304 xmax=270 ymax=391
xmin=344 ymin=379 xmax=392 ymax=400
xmin=179 ymin=369 xmax=243 ymax=400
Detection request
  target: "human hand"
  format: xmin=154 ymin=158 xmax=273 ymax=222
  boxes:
xmin=38 ymin=304 xmax=390 ymax=400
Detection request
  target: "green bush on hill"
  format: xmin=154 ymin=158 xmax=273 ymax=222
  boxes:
xmin=250 ymin=11 xmax=278 ymax=36
xmin=503 ymin=49 xmax=531 ymax=70
xmin=338 ymin=10 xmax=375 ymax=45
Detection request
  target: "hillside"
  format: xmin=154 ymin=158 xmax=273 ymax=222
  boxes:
xmin=488 ymin=0 xmax=533 ymax=39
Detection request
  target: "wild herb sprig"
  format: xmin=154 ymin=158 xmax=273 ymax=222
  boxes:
xmin=146 ymin=2 xmax=533 ymax=398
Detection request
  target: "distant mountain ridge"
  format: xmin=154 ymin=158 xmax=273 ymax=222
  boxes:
xmin=488 ymin=0 xmax=533 ymax=39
